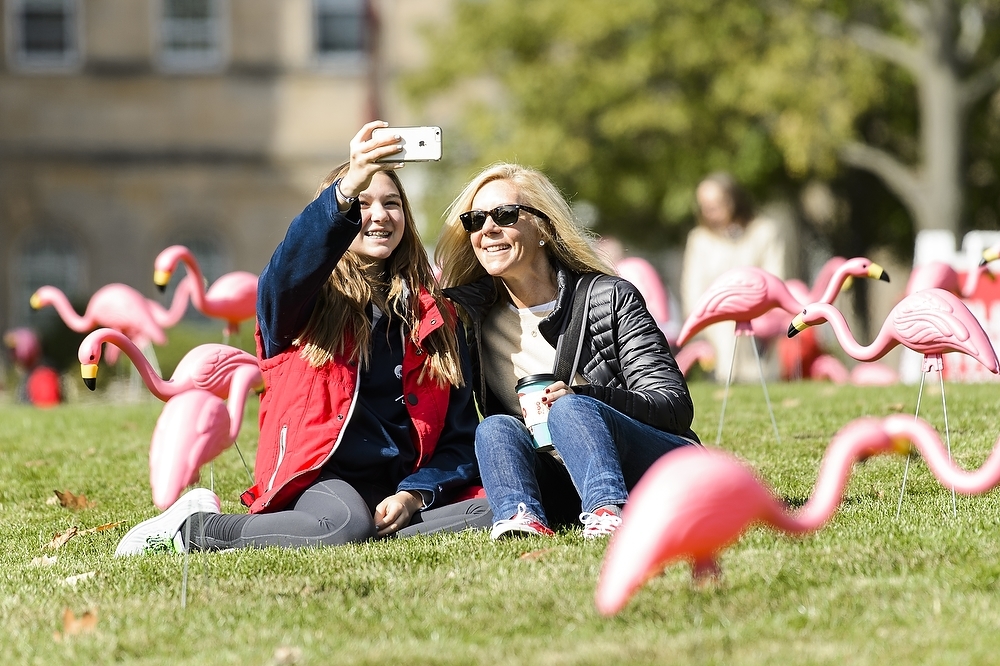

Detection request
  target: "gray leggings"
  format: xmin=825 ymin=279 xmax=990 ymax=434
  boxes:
xmin=183 ymin=477 xmax=492 ymax=551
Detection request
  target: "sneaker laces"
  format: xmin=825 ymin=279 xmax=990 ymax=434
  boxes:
xmin=490 ymin=502 xmax=554 ymax=538
xmin=580 ymin=510 xmax=622 ymax=538
xmin=495 ymin=502 xmax=534 ymax=527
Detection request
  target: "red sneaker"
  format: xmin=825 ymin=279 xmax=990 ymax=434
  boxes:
xmin=580 ymin=506 xmax=622 ymax=539
xmin=490 ymin=503 xmax=555 ymax=539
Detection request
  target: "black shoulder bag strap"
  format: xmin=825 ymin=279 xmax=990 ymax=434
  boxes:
xmin=553 ymin=273 xmax=600 ymax=384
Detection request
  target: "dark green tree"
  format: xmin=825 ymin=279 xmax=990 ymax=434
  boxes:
xmin=406 ymin=0 xmax=1000 ymax=253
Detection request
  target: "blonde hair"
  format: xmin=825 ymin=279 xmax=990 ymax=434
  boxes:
xmin=295 ymin=164 xmax=463 ymax=387
xmin=436 ymin=163 xmax=614 ymax=289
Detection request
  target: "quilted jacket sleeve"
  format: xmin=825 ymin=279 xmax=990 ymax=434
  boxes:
xmin=574 ymin=278 xmax=696 ymax=437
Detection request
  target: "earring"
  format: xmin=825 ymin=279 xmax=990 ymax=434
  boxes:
xmin=539 ymin=240 xmax=545 ymax=247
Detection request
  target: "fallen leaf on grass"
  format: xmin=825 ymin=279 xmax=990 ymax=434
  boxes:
xmin=30 ymin=555 xmax=57 ymax=567
xmin=53 ymin=490 xmax=95 ymax=510
xmin=519 ymin=548 xmax=554 ymax=561
xmin=61 ymin=571 xmax=96 ymax=586
xmin=43 ymin=521 xmax=123 ymax=551
xmin=53 ymin=607 xmax=98 ymax=641
xmin=888 ymin=403 xmax=907 ymax=413
xmin=24 ymin=459 xmax=47 ymax=468
xmin=78 ymin=521 xmax=124 ymax=535
xmin=45 ymin=496 xmax=59 ymax=506
xmin=46 ymin=527 xmax=78 ymax=550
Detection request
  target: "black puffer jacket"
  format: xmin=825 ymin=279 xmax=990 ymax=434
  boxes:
xmin=444 ymin=263 xmax=699 ymax=442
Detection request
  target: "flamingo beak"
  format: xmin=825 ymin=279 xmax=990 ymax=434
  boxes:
xmin=868 ymin=263 xmax=890 ymax=282
xmin=787 ymin=314 xmax=807 ymax=338
xmin=81 ymin=363 xmax=98 ymax=391
xmin=29 ymin=293 xmax=42 ymax=309
xmin=153 ymin=269 xmax=172 ymax=292
xmin=981 ymin=248 xmax=1000 ymax=267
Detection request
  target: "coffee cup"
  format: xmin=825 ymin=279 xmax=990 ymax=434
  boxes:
xmin=515 ymin=373 xmax=556 ymax=451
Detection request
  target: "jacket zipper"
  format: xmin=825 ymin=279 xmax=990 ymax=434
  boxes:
xmin=265 ymin=424 xmax=288 ymax=492
xmin=261 ymin=373 xmax=361 ymax=509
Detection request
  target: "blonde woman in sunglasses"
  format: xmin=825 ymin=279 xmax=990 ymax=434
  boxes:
xmin=437 ymin=163 xmax=699 ymax=540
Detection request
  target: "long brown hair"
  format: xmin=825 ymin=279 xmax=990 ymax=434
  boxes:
xmin=436 ymin=163 xmax=614 ymax=289
xmin=295 ymin=164 xmax=463 ymax=387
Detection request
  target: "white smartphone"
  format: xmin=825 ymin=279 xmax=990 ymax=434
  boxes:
xmin=372 ymin=126 xmax=442 ymax=162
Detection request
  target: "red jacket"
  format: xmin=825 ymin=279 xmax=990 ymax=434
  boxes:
xmin=241 ymin=288 xmax=469 ymax=513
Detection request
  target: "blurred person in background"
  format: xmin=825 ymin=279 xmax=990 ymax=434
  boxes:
xmin=680 ymin=172 xmax=792 ymax=383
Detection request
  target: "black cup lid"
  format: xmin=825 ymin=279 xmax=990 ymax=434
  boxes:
xmin=515 ymin=373 xmax=557 ymax=391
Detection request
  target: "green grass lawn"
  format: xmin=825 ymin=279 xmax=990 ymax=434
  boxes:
xmin=3 ymin=378 xmax=1000 ymax=665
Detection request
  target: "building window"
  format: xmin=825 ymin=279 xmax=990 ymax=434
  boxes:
xmin=12 ymin=230 xmax=85 ymax=327
xmin=314 ymin=0 xmax=367 ymax=65
xmin=157 ymin=0 xmax=226 ymax=72
xmin=5 ymin=0 xmax=82 ymax=72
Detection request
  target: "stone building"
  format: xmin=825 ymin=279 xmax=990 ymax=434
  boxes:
xmin=0 ymin=0 xmax=447 ymax=339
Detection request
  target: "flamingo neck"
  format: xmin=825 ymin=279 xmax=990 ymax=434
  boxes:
xmin=816 ymin=304 xmax=893 ymax=362
xmin=817 ymin=266 xmax=852 ymax=305
xmin=165 ymin=276 xmax=194 ymax=324
xmin=45 ymin=290 xmax=91 ymax=332
xmin=961 ymin=266 xmax=983 ymax=298
xmin=769 ymin=439 xmax=868 ymax=534
xmin=901 ymin=420 xmax=1000 ymax=494
xmin=97 ymin=330 xmax=171 ymax=400
xmin=224 ymin=366 xmax=260 ymax=441
xmin=177 ymin=253 xmax=209 ymax=312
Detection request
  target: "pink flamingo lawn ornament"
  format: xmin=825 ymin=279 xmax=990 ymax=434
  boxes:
xmin=808 ymin=354 xmax=899 ymax=386
xmin=905 ymin=260 xmax=991 ymax=298
xmin=77 ymin=327 xmax=262 ymax=400
xmin=153 ymin=245 xmax=258 ymax=343
xmin=594 ymin=416 xmax=910 ymax=616
xmin=29 ymin=282 xmax=190 ymax=366
xmin=3 ymin=327 xmax=41 ymax=370
xmin=31 ymin=284 xmax=166 ymax=362
xmin=3 ymin=327 xmax=61 ymax=407
xmin=787 ymin=287 xmax=999 ymax=516
xmin=149 ymin=381 xmax=258 ymax=510
xmin=674 ymin=339 xmax=716 ymax=377
xmin=676 ymin=258 xmax=890 ymax=446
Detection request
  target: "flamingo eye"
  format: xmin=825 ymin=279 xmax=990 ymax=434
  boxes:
xmin=89 ymin=355 xmax=95 ymax=361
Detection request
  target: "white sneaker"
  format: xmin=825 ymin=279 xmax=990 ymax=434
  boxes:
xmin=580 ymin=509 xmax=622 ymax=539
xmin=489 ymin=502 xmax=555 ymax=540
xmin=115 ymin=488 xmax=221 ymax=556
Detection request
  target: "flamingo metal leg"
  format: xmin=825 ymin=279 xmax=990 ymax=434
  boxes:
xmin=750 ymin=334 xmax=781 ymax=445
xmin=937 ymin=367 xmax=957 ymax=516
xmin=896 ymin=354 xmax=954 ymax=518
xmin=714 ymin=334 xmax=740 ymax=446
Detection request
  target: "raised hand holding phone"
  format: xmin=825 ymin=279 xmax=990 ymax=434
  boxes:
xmin=372 ymin=126 xmax=442 ymax=162
xmin=336 ymin=121 xmax=406 ymax=203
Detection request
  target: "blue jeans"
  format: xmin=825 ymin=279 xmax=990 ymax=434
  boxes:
xmin=475 ymin=393 xmax=695 ymax=526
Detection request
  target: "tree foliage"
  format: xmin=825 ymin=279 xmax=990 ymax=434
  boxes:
xmin=406 ymin=0 xmax=883 ymax=244
xmin=406 ymin=0 xmax=1000 ymax=255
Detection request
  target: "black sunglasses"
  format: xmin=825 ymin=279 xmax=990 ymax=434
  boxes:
xmin=459 ymin=204 xmax=550 ymax=233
